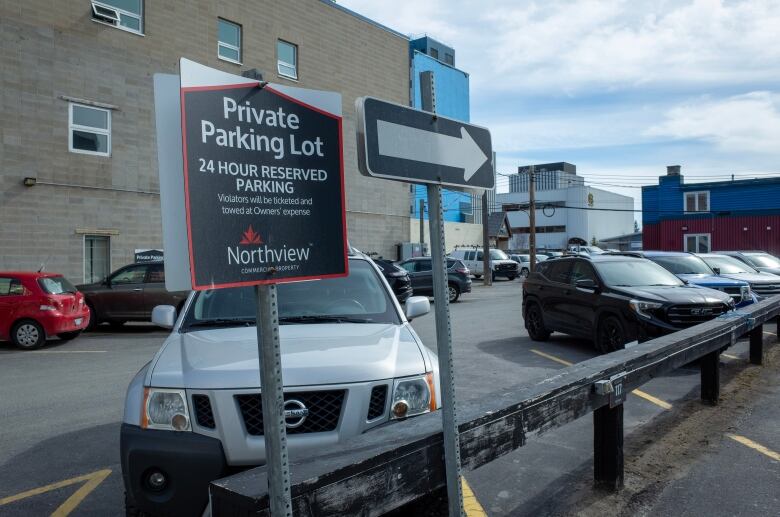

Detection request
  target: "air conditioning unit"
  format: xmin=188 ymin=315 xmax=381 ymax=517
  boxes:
xmin=91 ymin=2 xmax=120 ymax=26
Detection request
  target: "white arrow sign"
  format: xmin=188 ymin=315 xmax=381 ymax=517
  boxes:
xmin=376 ymin=120 xmax=489 ymax=182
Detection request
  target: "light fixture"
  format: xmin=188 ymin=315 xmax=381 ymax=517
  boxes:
xmin=767 ymin=226 xmax=772 ymax=231
xmin=743 ymin=227 xmax=748 ymax=231
xmin=23 ymin=177 xmax=37 ymax=187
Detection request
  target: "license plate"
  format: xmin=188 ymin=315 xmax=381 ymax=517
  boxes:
xmin=74 ymin=318 xmax=83 ymax=326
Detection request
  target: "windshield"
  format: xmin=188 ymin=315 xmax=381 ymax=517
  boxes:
xmin=649 ymin=255 xmax=713 ymax=275
xmin=701 ymin=255 xmax=758 ymax=274
xmin=490 ymin=249 xmax=509 ymax=260
xmin=182 ymin=260 xmax=400 ymax=330
xmin=593 ymin=260 xmax=684 ymax=287
xmin=745 ymin=253 xmax=780 ymax=268
xmin=38 ymin=276 xmax=77 ymax=294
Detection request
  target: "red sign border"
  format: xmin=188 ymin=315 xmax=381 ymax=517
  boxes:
xmin=179 ymin=82 xmax=349 ymax=290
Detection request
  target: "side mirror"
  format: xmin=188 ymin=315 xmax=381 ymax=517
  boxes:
xmin=405 ymin=296 xmax=430 ymax=321
xmin=575 ymin=279 xmax=598 ymax=291
xmin=152 ymin=305 xmax=177 ymax=329
xmin=712 ymin=267 xmax=721 ymax=275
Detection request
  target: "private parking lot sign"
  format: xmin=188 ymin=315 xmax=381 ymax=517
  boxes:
xmin=160 ymin=58 xmax=348 ymax=290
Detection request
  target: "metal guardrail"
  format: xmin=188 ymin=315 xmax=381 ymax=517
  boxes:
xmin=209 ymin=297 xmax=780 ymax=516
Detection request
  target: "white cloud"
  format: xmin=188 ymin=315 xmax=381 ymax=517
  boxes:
xmin=646 ymin=91 xmax=780 ymax=153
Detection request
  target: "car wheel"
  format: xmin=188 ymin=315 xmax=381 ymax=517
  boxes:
xmin=448 ymin=283 xmax=460 ymax=303
xmin=507 ymin=274 xmax=517 ymax=281
xmin=525 ymin=303 xmax=550 ymax=341
xmin=125 ymin=492 xmax=144 ymax=517
xmin=491 ymin=271 xmax=497 ymax=282
xmin=597 ymin=315 xmax=626 ymax=353
xmin=474 ymin=274 xmax=482 ymax=279
xmin=86 ymin=303 xmax=98 ymax=331
xmin=11 ymin=320 xmax=46 ymax=349
xmin=521 ymin=268 xmax=530 ymax=278
xmin=58 ymin=331 xmax=82 ymax=341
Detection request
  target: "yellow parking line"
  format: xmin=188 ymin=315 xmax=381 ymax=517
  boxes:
xmin=529 ymin=349 xmax=672 ymax=410
xmin=461 ymin=477 xmax=487 ymax=517
xmin=0 ymin=469 xmax=111 ymax=513
xmin=727 ymin=434 xmax=780 ymax=462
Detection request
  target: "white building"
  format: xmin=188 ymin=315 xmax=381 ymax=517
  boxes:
xmin=497 ymin=163 xmax=634 ymax=250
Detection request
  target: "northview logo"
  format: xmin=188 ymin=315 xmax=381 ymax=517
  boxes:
xmin=228 ymin=226 xmax=311 ymax=265
xmin=239 ymin=225 xmax=263 ymax=245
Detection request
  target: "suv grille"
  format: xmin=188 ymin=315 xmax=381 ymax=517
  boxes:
xmin=236 ymin=391 xmax=345 ymax=436
xmin=367 ymin=385 xmax=388 ymax=420
xmin=665 ymin=304 xmax=728 ymax=326
xmin=495 ymin=263 xmax=517 ymax=272
xmin=719 ymin=286 xmax=743 ymax=302
xmin=192 ymin=394 xmax=216 ymax=429
xmin=752 ymin=283 xmax=780 ymax=296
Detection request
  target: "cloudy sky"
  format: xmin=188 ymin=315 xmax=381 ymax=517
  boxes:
xmin=338 ymin=0 xmax=780 ymax=209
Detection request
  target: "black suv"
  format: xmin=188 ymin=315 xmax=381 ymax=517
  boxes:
xmin=522 ymin=255 xmax=735 ymax=352
xmin=397 ymin=257 xmax=472 ymax=302
xmin=372 ymin=259 xmax=413 ymax=302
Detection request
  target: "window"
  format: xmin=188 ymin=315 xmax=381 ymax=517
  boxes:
xmin=399 ymin=261 xmax=415 ymax=273
xmin=69 ymin=103 xmax=110 ymax=156
xmin=146 ymin=264 xmax=165 ymax=283
xmin=0 ymin=278 xmax=24 ymax=296
xmin=684 ymin=191 xmax=709 ymax=212
xmin=218 ymin=19 xmax=241 ymax=64
xmin=38 ymin=277 xmax=77 ymax=294
xmin=684 ymin=233 xmax=711 ymax=253
xmin=430 ymin=48 xmax=439 ymax=60
xmin=465 ymin=251 xmax=475 ymax=261
xmin=569 ymin=261 xmax=597 ymax=285
xmin=277 ymin=40 xmax=298 ymax=79
xmin=415 ymin=260 xmax=432 ymax=272
xmin=91 ymin=0 xmax=143 ymax=34
xmin=444 ymin=53 xmax=454 ymax=66
xmin=545 ymin=261 xmax=572 ymax=284
xmin=111 ymin=265 xmax=148 ymax=284
xmin=84 ymin=235 xmax=110 ymax=283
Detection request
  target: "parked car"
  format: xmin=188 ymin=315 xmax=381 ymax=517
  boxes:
xmin=639 ymin=251 xmax=756 ymax=307
xmin=522 ymin=255 xmax=735 ymax=353
xmin=509 ymin=254 xmax=545 ymax=277
xmin=567 ymin=245 xmax=605 ymax=255
xmin=697 ymin=254 xmax=780 ymax=299
xmin=120 ymin=253 xmax=441 ymax=516
xmin=77 ymin=261 xmax=188 ymax=329
xmin=0 ymin=272 xmax=90 ymax=349
xmin=372 ymin=259 xmax=413 ymax=302
xmin=397 ymin=257 xmax=471 ymax=302
xmin=449 ymin=248 xmax=519 ymax=281
xmin=715 ymin=251 xmax=780 ymax=276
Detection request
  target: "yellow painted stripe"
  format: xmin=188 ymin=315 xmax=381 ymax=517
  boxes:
xmin=530 ymin=349 xmax=672 ymax=410
xmin=51 ymin=469 xmax=111 ymax=517
xmin=727 ymin=434 xmax=780 ymax=462
xmin=0 ymin=469 xmax=109 ymax=507
xmin=722 ymin=353 xmax=741 ymax=360
xmin=461 ymin=477 xmax=488 ymax=517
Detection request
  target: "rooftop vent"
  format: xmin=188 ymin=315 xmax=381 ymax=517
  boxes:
xmin=667 ymin=165 xmax=681 ymax=176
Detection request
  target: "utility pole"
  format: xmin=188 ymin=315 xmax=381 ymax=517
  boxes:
xmin=481 ymin=190 xmax=491 ymax=286
xmin=529 ymin=165 xmax=537 ymax=272
xmin=419 ymin=198 xmax=425 ymax=249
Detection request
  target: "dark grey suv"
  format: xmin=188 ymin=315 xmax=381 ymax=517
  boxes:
xmin=77 ymin=262 xmax=189 ymax=329
xmin=397 ymin=257 xmax=472 ymax=302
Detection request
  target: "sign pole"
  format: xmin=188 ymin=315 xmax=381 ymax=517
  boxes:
xmin=427 ymin=184 xmax=465 ymax=517
xmin=255 ymin=284 xmax=293 ymax=517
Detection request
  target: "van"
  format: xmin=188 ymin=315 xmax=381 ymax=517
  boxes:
xmin=449 ymin=248 xmax=519 ymax=281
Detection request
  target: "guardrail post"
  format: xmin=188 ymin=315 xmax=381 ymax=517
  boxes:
xmin=700 ymin=351 xmax=720 ymax=405
xmin=749 ymin=324 xmax=764 ymax=365
xmin=593 ymin=404 xmax=624 ymax=490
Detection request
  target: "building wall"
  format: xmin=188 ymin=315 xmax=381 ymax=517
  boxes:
xmin=410 ymin=220 xmax=484 ymax=254
xmin=0 ymin=0 xmax=411 ymax=280
xmin=642 ymin=174 xmax=780 ymax=255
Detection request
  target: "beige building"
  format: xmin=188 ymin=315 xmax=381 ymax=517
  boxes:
xmin=0 ymin=0 xmax=412 ymax=282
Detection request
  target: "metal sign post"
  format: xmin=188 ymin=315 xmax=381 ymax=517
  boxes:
xmin=255 ymin=284 xmax=292 ymax=516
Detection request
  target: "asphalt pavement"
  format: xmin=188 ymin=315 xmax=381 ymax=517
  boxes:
xmin=0 ymin=279 xmax=778 ymax=516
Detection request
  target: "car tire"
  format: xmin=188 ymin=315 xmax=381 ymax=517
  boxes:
xmin=507 ymin=274 xmax=517 ymax=281
xmin=521 ymin=268 xmax=530 ymax=278
xmin=86 ymin=303 xmax=98 ymax=331
xmin=11 ymin=319 xmax=46 ymax=349
xmin=491 ymin=271 xmax=497 ymax=282
xmin=525 ymin=303 xmax=550 ymax=341
xmin=597 ymin=315 xmax=627 ymax=353
xmin=58 ymin=331 xmax=82 ymax=341
xmin=474 ymin=274 xmax=482 ymax=279
xmin=448 ymin=283 xmax=460 ymax=303
xmin=124 ymin=492 xmax=144 ymax=517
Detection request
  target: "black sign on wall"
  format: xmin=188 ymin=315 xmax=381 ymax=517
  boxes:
xmin=180 ymin=82 xmax=347 ymax=289
xmin=135 ymin=249 xmax=164 ymax=263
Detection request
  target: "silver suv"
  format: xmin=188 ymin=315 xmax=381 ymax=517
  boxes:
xmin=120 ymin=254 xmax=440 ymax=516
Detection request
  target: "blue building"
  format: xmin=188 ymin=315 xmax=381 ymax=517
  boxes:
xmin=408 ymin=36 xmax=472 ymax=222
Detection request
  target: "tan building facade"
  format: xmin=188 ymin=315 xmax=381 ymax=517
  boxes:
xmin=0 ymin=0 xmax=412 ymax=282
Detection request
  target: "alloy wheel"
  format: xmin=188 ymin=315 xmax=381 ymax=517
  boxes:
xmin=16 ymin=324 xmax=40 ymax=347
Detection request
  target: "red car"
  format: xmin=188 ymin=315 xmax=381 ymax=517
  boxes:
xmin=0 ymin=272 xmax=90 ymax=349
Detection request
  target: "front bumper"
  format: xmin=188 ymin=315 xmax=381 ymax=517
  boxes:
xmin=120 ymin=423 xmax=228 ymax=517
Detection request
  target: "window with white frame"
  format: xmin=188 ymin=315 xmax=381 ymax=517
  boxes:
xmin=69 ymin=103 xmax=111 ymax=156
xmin=84 ymin=235 xmax=111 ymax=283
xmin=684 ymin=233 xmax=711 ymax=253
xmin=91 ymin=0 xmax=143 ymax=34
xmin=684 ymin=191 xmax=709 ymax=212
xmin=277 ymin=40 xmax=298 ymax=79
xmin=218 ymin=19 xmax=242 ymax=64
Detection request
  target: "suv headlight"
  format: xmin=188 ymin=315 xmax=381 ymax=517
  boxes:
xmin=629 ymin=299 xmax=663 ymax=319
xmin=740 ymin=285 xmax=751 ymax=301
xmin=390 ymin=373 xmax=436 ymax=420
xmin=142 ymin=388 xmax=191 ymax=431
